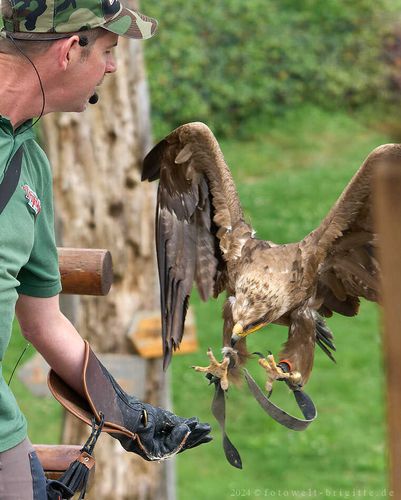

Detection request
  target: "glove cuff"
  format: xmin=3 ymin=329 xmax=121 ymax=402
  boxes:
xmin=47 ymin=340 xmax=143 ymax=440
xmin=47 ymin=341 xmax=197 ymax=461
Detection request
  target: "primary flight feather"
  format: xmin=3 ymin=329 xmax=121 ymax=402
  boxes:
xmin=142 ymin=122 xmax=397 ymax=392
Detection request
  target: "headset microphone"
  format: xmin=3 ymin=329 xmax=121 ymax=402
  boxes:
xmin=89 ymin=93 xmax=99 ymax=104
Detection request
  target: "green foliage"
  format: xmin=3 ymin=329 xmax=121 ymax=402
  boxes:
xmin=145 ymin=0 xmax=400 ymax=138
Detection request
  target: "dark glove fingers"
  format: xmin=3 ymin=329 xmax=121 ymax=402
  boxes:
xmin=135 ymin=433 xmax=178 ymax=461
xmin=126 ymin=422 xmax=212 ymax=459
xmin=181 ymin=424 xmax=212 ymax=450
xmin=162 ymin=423 xmax=191 ymax=454
xmin=142 ymin=423 xmax=190 ymax=459
xmin=181 ymin=434 xmax=213 ymax=451
xmin=187 ymin=422 xmax=211 ymax=435
xmin=115 ymin=434 xmax=153 ymax=460
xmin=184 ymin=417 xmax=200 ymax=430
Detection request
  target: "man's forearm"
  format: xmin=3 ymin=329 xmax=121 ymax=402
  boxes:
xmin=16 ymin=294 xmax=213 ymax=458
xmin=15 ymin=294 xmax=86 ymax=396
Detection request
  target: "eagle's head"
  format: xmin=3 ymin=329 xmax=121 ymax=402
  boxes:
xmin=230 ymin=271 xmax=289 ymax=346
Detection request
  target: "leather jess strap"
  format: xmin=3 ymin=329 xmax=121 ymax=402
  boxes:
xmin=0 ymin=146 xmax=24 ymax=215
xmin=209 ymin=369 xmax=317 ymax=469
xmin=211 ymin=382 xmax=242 ymax=469
xmin=244 ymin=369 xmax=317 ymax=431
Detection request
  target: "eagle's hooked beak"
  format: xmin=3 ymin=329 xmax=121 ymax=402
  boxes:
xmin=231 ymin=321 xmax=268 ymax=347
xmin=231 ymin=323 xmax=244 ymax=347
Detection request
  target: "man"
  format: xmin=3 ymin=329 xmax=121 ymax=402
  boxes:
xmin=0 ymin=0 xmax=211 ymax=498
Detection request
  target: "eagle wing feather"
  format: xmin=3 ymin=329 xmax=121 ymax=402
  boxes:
xmin=304 ymin=143 xmax=401 ymax=317
xmin=142 ymin=122 xmax=249 ymax=369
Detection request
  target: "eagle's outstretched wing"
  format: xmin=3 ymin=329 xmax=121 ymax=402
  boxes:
xmin=142 ymin=122 xmax=251 ymax=369
xmin=304 ymin=143 xmax=401 ymax=318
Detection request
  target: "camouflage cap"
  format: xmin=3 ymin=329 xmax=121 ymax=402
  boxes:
xmin=0 ymin=0 xmax=157 ymax=40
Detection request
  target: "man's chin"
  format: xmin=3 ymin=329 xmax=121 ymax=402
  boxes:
xmin=55 ymin=104 xmax=86 ymax=114
xmin=56 ymin=94 xmax=95 ymax=113
xmin=71 ymin=101 xmax=88 ymax=113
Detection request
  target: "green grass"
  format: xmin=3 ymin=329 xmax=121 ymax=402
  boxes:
xmin=3 ymin=106 xmax=390 ymax=498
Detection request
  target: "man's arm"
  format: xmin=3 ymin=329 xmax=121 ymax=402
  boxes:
xmin=15 ymin=294 xmax=86 ymax=396
xmin=15 ymin=293 xmax=212 ymax=458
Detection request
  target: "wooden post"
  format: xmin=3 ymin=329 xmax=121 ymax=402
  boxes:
xmin=58 ymin=248 xmax=113 ymax=296
xmin=374 ymin=160 xmax=401 ymax=497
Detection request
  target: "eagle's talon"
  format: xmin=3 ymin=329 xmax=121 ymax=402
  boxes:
xmin=258 ymin=354 xmax=302 ymax=392
xmin=192 ymin=348 xmax=231 ymax=390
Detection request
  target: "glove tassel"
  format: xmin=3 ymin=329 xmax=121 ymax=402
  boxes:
xmin=46 ymin=413 xmax=104 ymax=500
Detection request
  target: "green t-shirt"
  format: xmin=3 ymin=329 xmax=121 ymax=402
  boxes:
xmin=0 ymin=116 xmax=61 ymax=452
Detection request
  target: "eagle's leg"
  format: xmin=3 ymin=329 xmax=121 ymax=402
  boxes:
xmin=259 ymin=305 xmax=316 ymax=392
xmin=192 ymin=348 xmax=230 ymax=390
xmin=258 ymin=354 xmax=302 ymax=393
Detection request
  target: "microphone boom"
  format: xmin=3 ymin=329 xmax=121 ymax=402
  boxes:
xmin=89 ymin=93 xmax=99 ymax=104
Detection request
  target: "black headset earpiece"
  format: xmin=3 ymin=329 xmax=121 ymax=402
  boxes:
xmin=78 ymin=36 xmax=89 ymax=47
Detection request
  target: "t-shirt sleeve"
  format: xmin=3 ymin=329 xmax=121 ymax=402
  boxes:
xmin=16 ymin=175 xmax=61 ymax=298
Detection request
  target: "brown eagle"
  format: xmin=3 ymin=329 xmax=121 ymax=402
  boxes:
xmin=142 ymin=122 xmax=397 ymax=392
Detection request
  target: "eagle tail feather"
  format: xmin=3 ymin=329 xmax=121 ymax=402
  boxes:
xmin=315 ymin=315 xmax=336 ymax=363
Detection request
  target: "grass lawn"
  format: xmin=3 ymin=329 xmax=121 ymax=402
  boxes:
xmin=3 ymin=106 xmax=391 ymax=498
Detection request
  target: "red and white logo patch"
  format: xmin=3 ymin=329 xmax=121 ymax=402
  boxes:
xmin=21 ymin=184 xmax=41 ymax=216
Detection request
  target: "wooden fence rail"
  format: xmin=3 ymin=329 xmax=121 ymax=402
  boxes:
xmin=374 ymin=160 xmax=401 ymax=497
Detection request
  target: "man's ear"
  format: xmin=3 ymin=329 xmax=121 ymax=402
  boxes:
xmin=56 ymin=35 xmax=81 ymax=71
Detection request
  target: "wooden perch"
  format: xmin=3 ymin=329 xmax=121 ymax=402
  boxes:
xmin=58 ymin=247 xmax=113 ymax=296
xmin=374 ymin=161 xmax=401 ymax=497
xmin=33 ymin=444 xmax=87 ymax=479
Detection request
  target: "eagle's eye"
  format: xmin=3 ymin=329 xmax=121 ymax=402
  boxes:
xmin=244 ymin=317 xmax=268 ymax=334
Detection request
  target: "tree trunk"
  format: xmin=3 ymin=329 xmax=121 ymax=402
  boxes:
xmin=41 ymin=16 xmax=172 ymax=499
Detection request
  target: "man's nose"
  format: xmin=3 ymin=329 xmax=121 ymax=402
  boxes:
xmin=106 ymin=55 xmax=117 ymax=74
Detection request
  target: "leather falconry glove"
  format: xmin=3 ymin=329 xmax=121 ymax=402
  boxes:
xmin=48 ymin=341 xmax=212 ymax=460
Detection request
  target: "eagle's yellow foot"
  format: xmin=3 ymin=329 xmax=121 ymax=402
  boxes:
xmin=192 ymin=348 xmax=230 ymax=390
xmin=258 ymin=354 xmax=302 ymax=393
